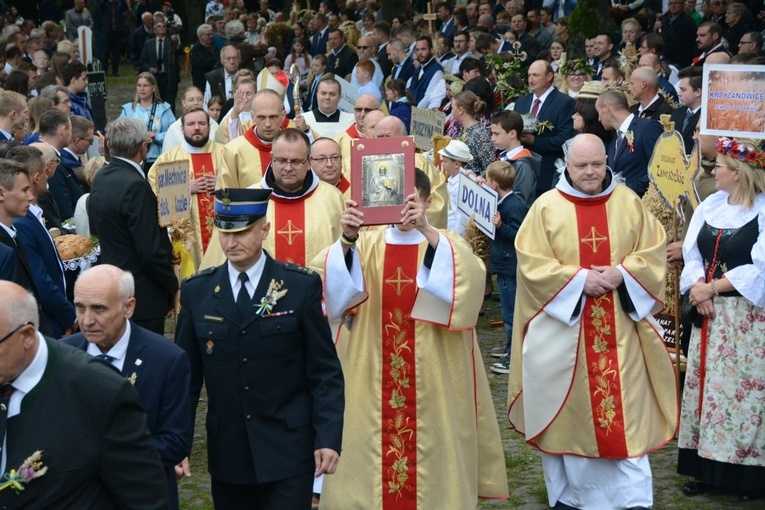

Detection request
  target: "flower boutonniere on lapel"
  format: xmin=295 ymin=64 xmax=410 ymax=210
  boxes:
xmin=0 ymin=451 xmax=48 ymax=494
xmin=625 ymin=130 xmax=635 ymax=153
xmin=127 ymin=373 xmax=137 ymax=385
xmin=256 ymin=279 xmax=288 ymax=317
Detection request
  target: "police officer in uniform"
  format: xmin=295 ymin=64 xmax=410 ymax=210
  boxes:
xmin=175 ymin=188 xmax=344 ymax=509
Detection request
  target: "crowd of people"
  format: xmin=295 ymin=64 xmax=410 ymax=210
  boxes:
xmin=0 ymin=0 xmax=764 ymax=508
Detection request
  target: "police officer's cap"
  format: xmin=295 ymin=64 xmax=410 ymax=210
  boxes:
xmin=213 ymin=188 xmax=272 ymax=232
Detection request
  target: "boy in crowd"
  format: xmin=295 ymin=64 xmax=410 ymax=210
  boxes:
xmin=481 ymin=161 xmax=529 ymax=374
xmin=490 ymin=110 xmax=541 ymax=207
xmin=438 ymin=139 xmax=473 ymax=236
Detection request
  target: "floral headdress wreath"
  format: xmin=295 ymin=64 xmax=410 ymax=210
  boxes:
xmin=559 ymin=58 xmax=595 ymax=77
xmin=716 ymin=137 xmax=765 ymax=169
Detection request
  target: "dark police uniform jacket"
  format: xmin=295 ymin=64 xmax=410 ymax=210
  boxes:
xmin=175 ymin=253 xmax=344 ymax=484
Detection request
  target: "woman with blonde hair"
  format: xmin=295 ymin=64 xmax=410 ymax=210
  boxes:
xmin=339 ymin=20 xmax=361 ymax=49
xmin=24 ymin=96 xmax=54 ymax=145
xmin=74 ymin=156 xmax=106 ymax=238
xmin=119 ymin=72 xmax=175 ymax=171
xmin=556 ymin=58 xmax=594 ymax=97
xmin=451 ymin=90 xmax=496 ymax=176
xmin=678 ymin=137 xmax=765 ymax=501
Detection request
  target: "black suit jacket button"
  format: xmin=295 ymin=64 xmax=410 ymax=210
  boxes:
xmin=240 ymin=330 xmax=246 ymax=335
xmin=242 ymin=358 xmax=248 ymax=364
xmin=246 ymin=414 xmax=251 ymax=420
xmin=276 ymin=325 xmax=281 ymax=330
xmin=244 ymin=386 xmax=250 ymax=392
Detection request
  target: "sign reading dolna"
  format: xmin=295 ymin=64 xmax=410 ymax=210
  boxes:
xmin=457 ymin=170 xmax=498 ymax=239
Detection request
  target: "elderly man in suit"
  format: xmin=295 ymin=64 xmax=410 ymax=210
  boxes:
xmin=596 ymin=89 xmax=663 ymax=197
xmin=141 ymin=19 xmax=181 ymax=114
xmin=628 ymin=67 xmax=674 ymax=121
xmin=669 ymin=66 xmax=702 ymax=155
xmin=62 ymin=265 xmax=192 ymax=510
xmin=514 ymin=60 xmax=576 ymax=197
xmin=88 ymin=117 xmax=178 ymax=335
xmin=9 ymin=145 xmax=75 ymax=340
xmin=0 ymin=281 xmax=171 ymax=509
xmin=175 ymin=186 xmax=344 ymax=510
xmin=203 ymin=45 xmax=241 ymax=106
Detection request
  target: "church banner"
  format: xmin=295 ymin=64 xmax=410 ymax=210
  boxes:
xmin=154 ymin=160 xmax=191 ymax=227
xmin=335 ymin=76 xmax=358 ymax=113
xmin=457 ymin=170 xmax=497 ymax=239
xmin=410 ymin=108 xmax=446 ymax=150
xmin=647 ymin=117 xmax=700 ymax=222
xmin=701 ymin=64 xmax=765 ymax=139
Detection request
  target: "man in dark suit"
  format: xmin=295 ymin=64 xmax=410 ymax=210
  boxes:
xmin=0 ymin=159 xmax=44 ymax=322
xmin=95 ymin=0 xmax=130 ymax=76
xmin=9 ymin=145 xmax=75 ymax=340
xmin=204 ymin=45 xmax=241 ymax=105
xmin=310 ymin=13 xmax=329 ymax=57
xmin=191 ymin=24 xmax=219 ymax=92
xmin=655 ymin=0 xmax=696 ymax=68
xmin=514 ymin=60 xmax=576 ymax=196
xmin=597 ymin=89 xmax=663 ymax=197
xmin=62 ymin=265 xmax=192 ymax=510
xmin=373 ymin=21 xmax=393 ymax=78
xmin=388 ymin=39 xmax=415 ymax=84
xmin=0 ymin=90 xmax=27 ymax=142
xmin=438 ymin=1 xmax=457 ymax=40
xmin=628 ymin=67 xmax=674 ymax=121
xmin=0 ymin=243 xmax=15 ymax=281
xmin=88 ymin=117 xmax=178 ymax=335
xmin=175 ymin=178 xmax=344 ymax=508
xmin=141 ymin=19 xmax=181 ymax=114
xmin=670 ymin=66 xmax=703 ymax=155
xmin=326 ymin=28 xmax=359 ymax=80
xmin=0 ymin=281 xmax=171 ymax=510
xmin=39 ymin=109 xmax=83 ymax=222
xmin=130 ymin=12 xmax=154 ymax=70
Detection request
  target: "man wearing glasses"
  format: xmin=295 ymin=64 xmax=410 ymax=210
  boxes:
xmin=0 ymin=281 xmax=171 ymax=509
xmin=738 ymin=31 xmax=763 ymax=53
xmin=350 ymin=36 xmax=383 ymax=90
xmin=311 ymin=138 xmax=349 ymax=196
xmin=62 ymin=116 xmax=96 ymax=175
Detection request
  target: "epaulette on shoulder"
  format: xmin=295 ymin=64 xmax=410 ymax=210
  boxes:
xmin=282 ymin=262 xmax=315 ymax=276
xmin=185 ymin=266 xmax=216 ymax=282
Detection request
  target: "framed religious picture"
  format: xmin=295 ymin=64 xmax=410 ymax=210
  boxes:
xmin=350 ymin=136 xmax=416 ymax=225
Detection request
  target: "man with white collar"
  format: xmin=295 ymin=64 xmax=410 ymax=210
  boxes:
xmin=407 ymin=35 xmax=446 ymax=110
xmin=149 ymin=107 xmax=225 ymax=271
xmin=326 ymin=28 xmax=359 ymax=80
xmin=38 ymin=109 xmax=81 ymax=222
xmin=669 ymin=66 xmax=703 ymax=154
xmin=62 ymin=265 xmax=192 ymax=510
xmin=313 ymin=169 xmax=508 ymax=509
xmin=627 ymin=66 xmax=673 ymax=121
xmin=596 ymin=89 xmax=663 ymax=197
xmin=203 ymin=45 xmax=241 ymax=106
xmin=0 ymin=91 xmax=27 ymax=142
xmin=202 ymin=128 xmax=345 ymax=269
xmin=397 ymin=26 xmax=417 ymax=56
xmin=302 ymin=76 xmax=355 ymax=139
xmin=508 ymin=133 xmax=676 ymax=510
xmin=692 ymin=21 xmax=731 ymax=66
xmin=0 ymin=281 xmax=172 ymax=509
xmin=438 ymin=1 xmax=457 ymax=40
xmin=310 ymin=13 xmax=330 ymax=56
xmin=443 ymin=30 xmax=472 ymax=75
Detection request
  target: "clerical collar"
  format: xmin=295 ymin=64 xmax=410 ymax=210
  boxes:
xmin=557 ymin=167 xmax=616 ymax=198
xmin=386 ymin=226 xmax=426 ymax=245
xmin=314 ymin=108 xmax=341 ymax=122
xmin=262 ymin=166 xmax=320 ymax=198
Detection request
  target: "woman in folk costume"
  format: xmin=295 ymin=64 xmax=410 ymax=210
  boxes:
xmin=678 ymin=137 xmax=765 ymax=501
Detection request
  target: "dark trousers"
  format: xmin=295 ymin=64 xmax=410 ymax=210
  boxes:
xmin=133 ymin=317 xmax=166 ymax=336
xmin=211 ymin=472 xmax=314 ymax=510
xmin=100 ymin=31 xmax=123 ymax=75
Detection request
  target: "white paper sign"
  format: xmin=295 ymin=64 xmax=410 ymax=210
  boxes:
xmin=457 ymin=170 xmax=498 ymax=239
xmin=335 ymin=76 xmax=358 ymax=113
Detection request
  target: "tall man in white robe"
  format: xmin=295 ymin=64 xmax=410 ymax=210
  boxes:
xmin=507 ymin=134 xmax=678 ymax=510
xmin=312 ymin=169 xmax=508 ymax=509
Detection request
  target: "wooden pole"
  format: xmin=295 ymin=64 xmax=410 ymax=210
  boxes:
xmin=673 ymin=208 xmax=682 ymax=403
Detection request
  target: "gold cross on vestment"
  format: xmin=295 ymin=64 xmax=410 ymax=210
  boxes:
xmin=277 ymin=220 xmax=303 ymax=245
xmin=385 ymin=267 xmax=414 ymax=296
xmin=580 ymin=227 xmax=608 ymax=253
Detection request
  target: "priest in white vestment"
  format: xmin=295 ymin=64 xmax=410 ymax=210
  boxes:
xmin=507 ymin=134 xmax=678 ymax=509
